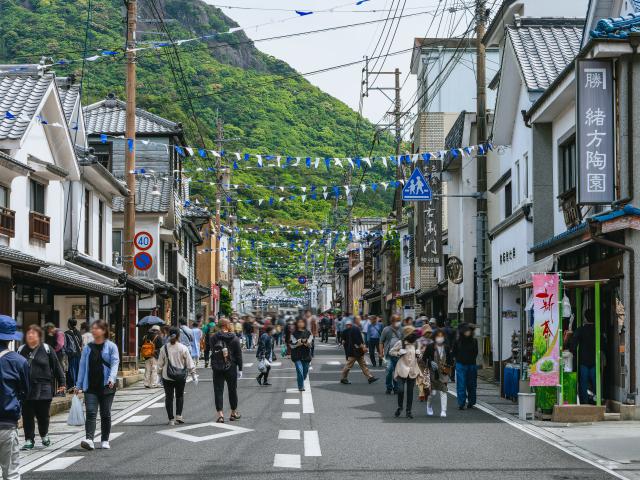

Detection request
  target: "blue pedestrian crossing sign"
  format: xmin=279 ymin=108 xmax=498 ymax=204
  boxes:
xmin=402 ymin=168 xmax=432 ymax=201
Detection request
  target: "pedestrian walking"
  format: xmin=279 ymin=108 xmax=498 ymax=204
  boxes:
xmin=571 ymin=309 xmax=601 ymax=405
xmin=203 ymin=316 xmax=216 ymax=368
xmin=80 ymin=322 xmax=93 ymax=347
xmin=416 ymin=326 xmax=432 ymax=402
xmin=380 ymin=315 xmax=403 ymax=394
xmin=275 ymin=316 xmax=286 ymax=346
xmin=340 ymin=317 xmax=378 ymax=385
xmin=141 ymin=325 xmax=163 ymax=388
xmin=336 ymin=315 xmax=344 ymax=345
xmin=453 ymin=323 xmax=478 ymax=410
xmin=63 ymin=319 xmax=82 ymax=390
xmin=319 ymin=315 xmax=331 ymax=343
xmin=360 ymin=315 xmax=371 ymax=343
xmin=0 ymin=315 xmax=30 ymax=480
xmin=389 ymin=326 xmax=421 ymax=419
xmin=290 ymin=318 xmax=313 ymax=391
xmin=243 ymin=317 xmax=254 ymax=350
xmin=18 ymin=325 xmax=65 ymax=450
xmin=178 ymin=319 xmax=194 ymax=356
xmin=424 ymin=329 xmax=453 ymax=417
xmin=367 ymin=316 xmax=383 ymax=367
xmin=44 ymin=323 xmax=66 ymax=397
xmin=256 ymin=325 xmax=275 ymax=386
xmin=76 ymin=320 xmax=119 ymax=451
xmin=210 ymin=319 xmax=243 ymax=423
xmin=190 ymin=321 xmax=203 ymax=367
xmin=157 ymin=328 xmax=197 ymax=425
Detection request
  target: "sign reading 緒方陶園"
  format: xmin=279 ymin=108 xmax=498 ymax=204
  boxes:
xmin=577 ymin=59 xmax=615 ymax=205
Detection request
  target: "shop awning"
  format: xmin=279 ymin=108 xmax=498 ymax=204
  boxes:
xmin=126 ymin=276 xmax=155 ymax=293
xmin=19 ymin=265 xmax=125 ymax=296
xmin=0 ymin=246 xmax=46 ymax=270
xmin=498 ymin=255 xmax=555 ymax=288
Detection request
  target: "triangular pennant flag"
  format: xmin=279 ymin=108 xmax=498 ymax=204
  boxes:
xmin=382 ymin=156 xmax=388 ymax=168
xmin=347 ymin=158 xmax=354 ymax=169
xmin=363 ymin=157 xmax=371 ymax=168
xmin=295 ymin=10 xmax=313 ymax=16
xmin=305 ymin=157 xmax=311 ymax=168
xmin=360 ymin=184 xmax=366 ymax=193
xmin=185 ymin=147 xmax=194 ymax=156
xmin=334 ymin=158 xmax=343 ymax=168
xmin=257 ymin=154 xmax=263 ymax=167
xmin=323 ymin=192 xmax=329 ymax=199
xmin=314 ymin=157 xmax=320 ymax=169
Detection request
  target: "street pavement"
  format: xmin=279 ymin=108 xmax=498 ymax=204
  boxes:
xmin=21 ymin=340 xmax=621 ymax=480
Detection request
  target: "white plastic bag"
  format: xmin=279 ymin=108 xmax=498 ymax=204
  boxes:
xmin=67 ymin=394 xmax=85 ymax=426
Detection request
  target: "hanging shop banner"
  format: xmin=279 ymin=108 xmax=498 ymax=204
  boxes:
xmin=530 ymin=273 xmax=561 ymax=387
xmin=577 ymin=59 xmax=615 ymax=205
xmin=416 ymin=161 xmax=442 ymax=266
xmin=363 ymin=247 xmax=374 ymax=289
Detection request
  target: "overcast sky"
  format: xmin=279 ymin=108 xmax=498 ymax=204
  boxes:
xmin=204 ymin=0 xmax=476 ymax=125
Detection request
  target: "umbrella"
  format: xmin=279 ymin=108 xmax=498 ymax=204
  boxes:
xmin=137 ymin=315 xmax=164 ymax=326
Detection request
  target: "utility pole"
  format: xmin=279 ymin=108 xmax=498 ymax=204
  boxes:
xmin=214 ymin=117 xmax=223 ymax=316
xmin=475 ymin=1 xmax=489 ymax=343
xmin=394 ymin=67 xmax=402 ymax=222
xmin=123 ymin=0 xmax=137 ymax=276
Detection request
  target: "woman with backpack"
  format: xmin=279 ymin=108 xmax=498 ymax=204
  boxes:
xmin=141 ymin=325 xmax=163 ymax=388
xmin=290 ymin=318 xmax=313 ymax=392
xmin=157 ymin=327 xmax=197 ymax=425
xmin=210 ymin=319 xmax=243 ymax=423
xmin=389 ymin=326 xmax=421 ymax=419
xmin=76 ymin=320 xmax=119 ymax=451
xmin=19 ymin=325 xmax=66 ymax=449
xmin=256 ymin=325 xmax=275 ymax=386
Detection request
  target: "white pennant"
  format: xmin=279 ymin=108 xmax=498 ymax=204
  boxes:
xmin=279 ymin=197 xmax=284 ymax=202
xmin=234 ymin=152 xmax=241 ymax=160
xmin=186 ymin=147 xmax=194 ymax=156
xmin=323 ymin=192 xmax=329 ymax=199
xmin=279 ymin=186 xmax=285 ymax=192
xmin=360 ymin=184 xmax=366 ymax=192
xmin=301 ymin=195 xmax=307 ymax=203
xmin=292 ymin=157 xmax=301 ymax=166
xmin=322 ymin=186 xmax=327 ymax=192
xmin=381 ymin=157 xmax=388 ymax=168
xmin=334 ymin=158 xmax=343 ymax=168
xmin=347 ymin=158 xmax=354 ymax=169
xmin=344 ymin=185 xmax=350 ymax=196
xmin=258 ymin=199 xmax=264 ymax=206
xmin=256 ymin=155 xmax=263 ymax=167
xmin=382 ymin=182 xmax=389 ymax=190
xmin=411 ymin=154 xmax=419 ymax=163
xmin=276 ymin=156 xmax=281 ymax=168
xmin=301 ymin=186 xmax=307 ymax=192
xmin=363 ymin=157 xmax=371 ymax=168
xmin=314 ymin=158 xmax=320 ymax=169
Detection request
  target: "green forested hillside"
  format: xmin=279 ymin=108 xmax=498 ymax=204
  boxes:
xmin=0 ymin=0 xmax=396 ymax=287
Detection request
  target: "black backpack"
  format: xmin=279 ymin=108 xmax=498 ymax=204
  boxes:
xmin=211 ymin=336 xmax=232 ymax=372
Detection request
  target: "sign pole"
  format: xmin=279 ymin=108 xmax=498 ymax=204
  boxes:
xmin=595 ymin=281 xmax=602 ymax=406
xmin=558 ymin=274 xmax=564 ymax=405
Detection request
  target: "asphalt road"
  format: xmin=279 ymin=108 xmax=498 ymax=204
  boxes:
xmin=25 ymin=340 xmax=618 ymax=480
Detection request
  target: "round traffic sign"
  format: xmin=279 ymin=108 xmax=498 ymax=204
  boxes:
xmin=134 ymin=252 xmax=153 ymax=271
xmin=134 ymin=231 xmax=153 ymax=251
xmin=298 ymin=276 xmax=307 ymax=285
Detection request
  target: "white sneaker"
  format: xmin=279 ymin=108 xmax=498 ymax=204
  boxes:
xmin=426 ymin=405 xmax=434 ymax=416
xmin=101 ymin=441 xmax=110 ymax=449
xmin=440 ymin=411 xmax=447 ymax=418
xmin=168 ymin=419 xmax=176 ymax=426
xmin=80 ymin=439 xmax=95 ymax=451
xmin=175 ymin=415 xmax=184 ymax=424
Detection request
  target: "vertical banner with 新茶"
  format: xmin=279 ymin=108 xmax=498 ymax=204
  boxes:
xmin=577 ymin=59 xmax=615 ymax=205
xmin=530 ymin=273 xmax=561 ymax=387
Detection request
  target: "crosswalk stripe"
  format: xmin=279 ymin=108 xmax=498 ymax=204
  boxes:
xmin=244 ymin=363 xmax=254 ymax=368
xmin=273 ymin=454 xmax=301 ymax=469
xmin=148 ymin=402 xmax=165 ymax=409
xmin=284 ymin=398 xmax=300 ymax=405
xmin=278 ymin=430 xmax=300 ymax=440
xmin=304 ymin=431 xmax=322 ymax=457
xmin=282 ymin=412 xmax=300 ymax=419
xmin=123 ymin=415 xmax=150 ymax=423
xmin=34 ymin=456 xmax=83 ymax=472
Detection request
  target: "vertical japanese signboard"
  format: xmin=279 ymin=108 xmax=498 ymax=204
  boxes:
xmin=363 ymin=247 xmax=374 ymax=289
xmin=577 ymin=59 xmax=615 ymax=205
xmin=416 ymin=160 xmax=442 ymax=266
xmin=530 ymin=273 xmax=561 ymax=387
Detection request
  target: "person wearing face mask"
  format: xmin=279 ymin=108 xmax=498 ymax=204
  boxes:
xmin=380 ymin=315 xmax=403 ymax=394
xmin=389 ymin=326 xmax=421 ymax=419
xmin=453 ymin=323 xmax=478 ymax=410
xmin=424 ymin=329 xmax=453 ymax=417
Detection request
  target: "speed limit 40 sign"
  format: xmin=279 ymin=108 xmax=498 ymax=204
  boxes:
xmin=134 ymin=231 xmax=153 ymax=251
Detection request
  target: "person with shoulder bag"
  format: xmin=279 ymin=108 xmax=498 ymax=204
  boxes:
xmin=423 ymin=329 xmax=453 ymax=418
xmin=76 ymin=320 xmax=119 ymax=451
xmin=340 ymin=316 xmax=378 ymax=385
xmin=290 ymin=319 xmax=313 ymax=391
xmin=64 ymin=319 xmax=83 ymax=390
xmin=157 ymin=327 xmax=197 ymax=425
xmin=389 ymin=326 xmax=421 ymax=419
xmin=210 ymin=319 xmax=243 ymax=423
xmin=18 ymin=325 xmax=65 ymax=449
xmin=256 ymin=325 xmax=275 ymax=386
xmin=141 ymin=325 xmax=163 ymax=388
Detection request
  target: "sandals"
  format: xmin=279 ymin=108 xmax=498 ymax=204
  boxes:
xmin=229 ymin=412 xmax=241 ymax=421
xmin=216 ymin=416 xmax=225 ymax=423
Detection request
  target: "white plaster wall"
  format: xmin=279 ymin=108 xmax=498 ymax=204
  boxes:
xmin=551 ymin=103 xmax=577 ymax=236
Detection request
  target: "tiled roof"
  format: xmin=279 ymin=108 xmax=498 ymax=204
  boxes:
xmin=591 ymin=12 xmax=640 ymax=39
xmin=0 ymin=150 xmax=32 ymax=174
xmin=507 ymin=23 xmax=583 ymax=91
xmin=0 ymin=73 xmax=52 ymax=140
xmin=0 ymin=246 xmax=46 ymax=267
xmin=38 ymin=265 xmax=125 ymax=296
xmin=84 ymin=97 xmax=180 ymax=135
xmin=112 ymin=176 xmax=171 ymax=213
xmin=56 ymin=79 xmax=80 ymax=122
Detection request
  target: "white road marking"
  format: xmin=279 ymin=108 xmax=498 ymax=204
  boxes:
xmin=286 ymin=388 xmax=301 ymax=394
xmin=123 ymin=415 xmax=150 ymax=423
xmin=304 ymin=431 xmax=322 ymax=457
xmin=273 ymin=453 xmax=301 ymax=469
xmin=284 ymin=398 xmax=300 ymax=405
xmin=148 ymin=402 xmax=165 ymax=409
xmin=158 ymin=421 xmax=253 ymax=443
xmin=34 ymin=456 xmax=83 ymax=472
xmin=302 ymin=379 xmax=314 ymax=414
xmin=327 ymin=361 xmax=341 ymax=366
xmin=244 ymin=363 xmax=254 ymax=368
xmin=282 ymin=412 xmax=301 ymax=420
xmin=270 ymin=362 xmax=282 ymax=367
xmin=278 ymin=430 xmax=300 ymax=440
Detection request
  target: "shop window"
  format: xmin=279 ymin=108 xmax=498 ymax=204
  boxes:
xmin=112 ymin=230 xmax=123 ymax=266
xmin=0 ymin=185 xmax=8 ymax=208
xmin=504 ymin=181 xmax=512 ymax=218
xmin=84 ymin=189 xmax=91 ymax=255
xmin=30 ymin=180 xmax=46 ymax=214
xmin=559 ymin=138 xmax=576 ymax=195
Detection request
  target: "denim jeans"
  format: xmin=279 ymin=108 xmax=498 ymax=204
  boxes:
xmin=455 ymin=362 xmax=477 ymax=407
xmin=67 ymin=355 xmax=80 ymax=389
xmin=245 ymin=334 xmax=253 ymax=350
xmin=368 ymin=338 xmax=380 ymax=366
xmin=294 ymin=360 xmax=310 ymax=390
xmin=84 ymin=391 xmax=115 ymax=442
xmin=385 ymin=356 xmax=398 ymax=392
xmin=579 ymin=364 xmax=597 ymax=404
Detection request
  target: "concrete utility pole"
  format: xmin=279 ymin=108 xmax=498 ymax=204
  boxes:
xmin=123 ymin=0 xmax=138 ymax=276
xmin=475 ymin=1 xmax=489 ymax=340
xmin=214 ymin=116 xmax=223 ymax=315
xmin=394 ymin=67 xmax=402 ymax=222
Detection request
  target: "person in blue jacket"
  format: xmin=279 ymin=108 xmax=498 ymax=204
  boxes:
xmin=76 ymin=319 xmax=119 ymax=451
xmin=0 ymin=315 xmax=29 ymax=480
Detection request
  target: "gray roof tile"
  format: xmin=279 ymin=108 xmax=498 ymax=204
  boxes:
xmin=112 ymin=176 xmax=171 ymax=213
xmin=38 ymin=265 xmax=125 ymax=296
xmin=0 ymin=245 xmax=46 ymax=267
xmin=0 ymin=73 xmax=52 ymax=140
xmin=84 ymin=97 xmax=179 ymax=135
xmin=56 ymin=80 xmax=80 ymax=123
xmin=507 ymin=24 xmax=583 ymax=91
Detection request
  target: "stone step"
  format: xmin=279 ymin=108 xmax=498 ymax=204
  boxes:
xmin=604 ymin=412 xmax=621 ymax=421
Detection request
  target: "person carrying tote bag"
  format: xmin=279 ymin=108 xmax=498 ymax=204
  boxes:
xmin=157 ymin=327 xmax=197 ymax=426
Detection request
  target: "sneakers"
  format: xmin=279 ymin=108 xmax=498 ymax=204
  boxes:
xmin=101 ymin=441 xmax=110 ymax=449
xmin=41 ymin=435 xmax=51 ymax=447
xmin=168 ymin=419 xmax=176 ymax=426
xmin=394 ymin=408 xmax=402 ymax=418
xmin=406 ymin=411 xmax=414 ymax=419
xmin=368 ymin=377 xmax=379 ymax=384
xmin=80 ymin=439 xmax=95 ymax=451
xmin=21 ymin=440 xmax=34 ymax=450
xmin=426 ymin=405 xmax=434 ymax=416
xmin=340 ymin=379 xmax=351 ymax=384
xmin=175 ymin=415 xmax=185 ymax=424
xmin=441 ymin=411 xmax=447 ymax=418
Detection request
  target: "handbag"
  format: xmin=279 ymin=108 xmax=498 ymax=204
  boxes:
xmin=164 ymin=345 xmax=188 ymax=382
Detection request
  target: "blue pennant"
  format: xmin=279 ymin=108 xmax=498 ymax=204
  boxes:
xmin=100 ymin=134 xmax=108 ymax=144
